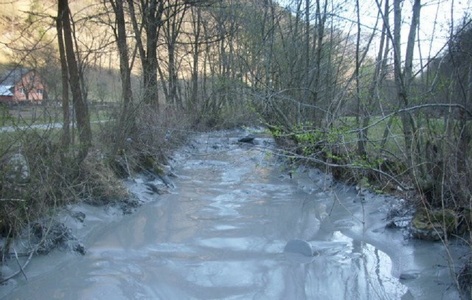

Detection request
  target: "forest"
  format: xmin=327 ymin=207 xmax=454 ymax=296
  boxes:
xmin=0 ymin=0 xmax=471 ymax=294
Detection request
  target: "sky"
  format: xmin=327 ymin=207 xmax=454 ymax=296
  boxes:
xmin=275 ymin=0 xmax=472 ymax=67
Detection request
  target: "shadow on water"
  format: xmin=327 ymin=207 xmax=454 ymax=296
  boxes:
xmin=0 ymin=129 xmax=466 ymax=299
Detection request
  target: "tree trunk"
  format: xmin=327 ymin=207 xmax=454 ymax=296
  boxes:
xmin=110 ymin=0 xmax=134 ymax=108
xmin=58 ymin=0 xmax=92 ymax=162
xmin=393 ymin=0 xmax=421 ymax=169
xmin=109 ymin=0 xmax=135 ymax=150
xmin=359 ymin=0 xmax=389 ymax=157
xmin=190 ymin=6 xmax=201 ymax=109
xmin=313 ymin=0 xmax=327 ymax=127
xmin=457 ymin=63 xmax=472 ymax=191
xmin=354 ymin=0 xmax=365 ymax=156
xmin=127 ymin=0 xmax=164 ymax=108
xmin=56 ymin=2 xmax=70 ymax=149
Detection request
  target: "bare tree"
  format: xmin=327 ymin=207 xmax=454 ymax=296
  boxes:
xmin=57 ymin=0 xmax=92 ymax=161
xmin=127 ymin=0 xmax=165 ymax=108
xmin=161 ymin=2 xmax=190 ymax=108
xmin=392 ymin=0 xmax=421 ymax=170
xmin=56 ymin=2 xmax=71 ymax=149
xmin=189 ymin=5 xmax=203 ymax=108
xmin=106 ymin=0 xmax=136 ymax=153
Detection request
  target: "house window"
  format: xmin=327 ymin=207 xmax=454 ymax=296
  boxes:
xmin=37 ymin=89 xmax=43 ymax=95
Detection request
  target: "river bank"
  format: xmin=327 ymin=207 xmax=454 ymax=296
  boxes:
xmin=0 ymin=128 xmax=469 ymax=299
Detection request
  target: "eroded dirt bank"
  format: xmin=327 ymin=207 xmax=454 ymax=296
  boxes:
xmin=0 ymin=129 xmax=468 ymax=299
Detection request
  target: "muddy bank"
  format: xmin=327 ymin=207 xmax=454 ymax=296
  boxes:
xmin=0 ymin=129 xmax=469 ymax=299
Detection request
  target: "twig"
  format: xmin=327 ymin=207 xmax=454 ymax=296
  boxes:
xmin=123 ymin=151 xmax=132 ymax=178
xmin=348 ymin=103 xmax=472 ymax=134
xmin=0 ymin=248 xmax=35 ymax=284
xmin=13 ymin=248 xmax=27 ymax=281
xmin=0 ymin=199 xmax=26 ymax=202
xmin=268 ymin=146 xmax=412 ymax=191
xmin=333 ymin=191 xmax=365 ymax=225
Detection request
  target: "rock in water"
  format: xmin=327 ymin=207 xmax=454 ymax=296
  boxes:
xmin=399 ymin=272 xmax=420 ymax=280
xmin=238 ymin=135 xmax=255 ymax=144
xmin=410 ymin=208 xmax=458 ymax=241
xmin=284 ymin=239 xmax=313 ymax=256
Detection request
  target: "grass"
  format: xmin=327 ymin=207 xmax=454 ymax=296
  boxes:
xmin=332 ymin=116 xmax=406 ymax=157
xmin=0 ymin=105 xmax=130 ymax=251
xmin=288 ymin=115 xmax=407 ymax=169
xmin=285 ymin=113 xmax=471 ymax=200
xmin=329 ymin=114 xmax=467 ymax=161
xmin=0 ymin=103 xmax=115 ymax=128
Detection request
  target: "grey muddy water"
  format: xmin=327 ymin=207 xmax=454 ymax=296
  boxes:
xmin=1 ymin=129 xmax=467 ymax=299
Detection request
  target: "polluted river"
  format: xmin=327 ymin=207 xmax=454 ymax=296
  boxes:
xmin=0 ymin=129 xmax=468 ymax=299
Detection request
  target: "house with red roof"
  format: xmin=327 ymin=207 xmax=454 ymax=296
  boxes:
xmin=0 ymin=68 xmax=46 ymax=104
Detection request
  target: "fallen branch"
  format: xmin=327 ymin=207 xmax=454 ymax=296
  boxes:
xmin=268 ymin=146 xmax=412 ymax=191
xmin=0 ymin=199 xmax=25 ymax=202
xmin=0 ymin=247 xmax=35 ymax=284
xmin=13 ymin=248 xmax=27 ymax=281
xmin=332 ymin=191 xmax=366 ymax=225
